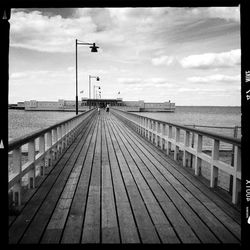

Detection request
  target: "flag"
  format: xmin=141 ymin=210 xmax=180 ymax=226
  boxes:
xmin=80 ymin=90 xmax=84 ymax=93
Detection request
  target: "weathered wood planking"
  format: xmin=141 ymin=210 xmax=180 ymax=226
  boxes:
xmin=111 ymin=114 xmax=241 ymax=243
xmin=9 ymin=116 xmax=96 ymax=244
xmin=9 ymin=110 xmax=241 ymax=244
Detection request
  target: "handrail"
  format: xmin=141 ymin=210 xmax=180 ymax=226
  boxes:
xmin=8 ymin=108 xmax=96 ymax=207
xmin=111 ymin=108 xmax=241 ymax=147
xmin=9 ymin=111 xmax=91 ymax=151
xmin=185 ymin=124 xmax=241 ymax=130
xmin=111 ymin=107 xmax=241 ymax=205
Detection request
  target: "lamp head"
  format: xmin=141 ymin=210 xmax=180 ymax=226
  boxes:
xmin=90 ymin=43 xmax=99 ymax=52
xmin=96 ymin=77 xmax=100 ymax=81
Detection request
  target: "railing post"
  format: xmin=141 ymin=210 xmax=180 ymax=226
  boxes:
xmin=61 ymin=124 xmax=65 ymax=150
xmin=11 ymin=148 xmax=22 ymax=206
xmin=52 ymin=128 xmax=58 ymax=160
xmin=157 ymin=122 xmax=161 ymax=147
xmin=174 ymin=127 xmax=180 ymax=161
xmin=167 ymin=125 xmax=172 ymax=155
xmin=155 ymin=121 xmax=158 ymax=146
xmin=147 ymin=119 xmax=151 ymax=140
xmin=232 ymin=146 xmax=241 ymax=204
xmin=194 ymin=134 xmax=202 ymax=176
xmin=183 ymin=131 xmax=190 ymax=167
xmin=39 ymin=135 xmax=45 ymax=177
xmin=28 ymin=140 xmax=36 ymax=189
xmin=159 ymin=123 xmax=163 ymax=149
xmin=161 ymin=124 xmax=166 ymax=150
xmin=57 ymin=126 xmax=62 ymax=155
xmin=46 ymin=131 xmax=52 ymax=167
xmin=210 ymin=139 xmax=219 ymax=187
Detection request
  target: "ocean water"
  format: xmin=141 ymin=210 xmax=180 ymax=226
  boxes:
xmin=8 ymin=110 xmax=75 ymax=141
xmin=134 ymin=106 xmax=241 ymax=138
xmin=8 ymin=106 xmax=241 ymax=140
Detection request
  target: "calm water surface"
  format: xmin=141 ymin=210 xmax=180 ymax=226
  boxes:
xmin=8 ymin=110 xmax=75 ymax=140
xmin=8 ymin=106 xmax=241 ymax=141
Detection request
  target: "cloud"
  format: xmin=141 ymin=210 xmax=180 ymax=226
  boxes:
xmin=152 ymin=56 xmax=174 ymax=66
xmin=178 ymin=87 xmax=225 ymax=92
xmin=10 ymin=10 xmax=96 ymax=52
xmin=180 ymin=49 xmax=241 ymax=69
xmin=118 ymin=77 xmax=174 ymax=88
xmin=207 ymin=7 xmax=240 ymax=22
xmin=187 ymin=74 xmax=240 ymax=83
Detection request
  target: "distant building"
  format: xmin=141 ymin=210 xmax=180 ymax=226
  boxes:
xmin=24 ymin=98 xmax=175 ymax=112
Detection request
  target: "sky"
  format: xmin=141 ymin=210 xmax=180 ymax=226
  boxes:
xmin=9 ymin=6 xmax=241 ymax=106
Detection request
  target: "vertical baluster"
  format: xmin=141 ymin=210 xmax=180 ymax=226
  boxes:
xmin=147 ymin=119 xmax=151 ymax=140
xmin=232 ymin=146 xmax=241 ymax=204
xmin=194 ymin=134 xmax=202 ymax=176
xmin=210 ymin=139 xmax=219 ymax=187
xmin=66 ymin=122 xmax=70 ymax=146
xmin=57 ymin=126 xmax=62 ymax=155
xmin=39 ymin=135 xmax=45 ymax=177
xmin=12 ymin=148 xmax=22 ymax=206
xmin=46 ymin=131 xmax=52 ymax=167
xmin=167 ymin=125 xmax=172 ymax=155
xmin=141 ymin=117 xmax=144 ymax=136
xmin=161 ymin=124 xmax=166 ymax=150
xmin=28 ymin=140 xmax=35 ymax=189
xmin=61 ymin=124 xmax=65 ymax=151
xmin=174 ymin=127 xmax=180 ymax=161
xmin=52 ymin=128 xmax=58 ymax=160
xmin=152 ymin=121 xmax=155 ymax=144
xmin=155 ymin=121 xmax=158 ymax=146
xmin=159 ymin=123 xmax=163 ymax=149
xmin=183 ymin=131 xmax=190 ymax=167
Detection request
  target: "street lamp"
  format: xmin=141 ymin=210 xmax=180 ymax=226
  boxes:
xmin=93 ymin=85 xmax=101 ymax=99
xmin=89 ymin=75 xmax=100 ymax=99
xmin=75 ymin=39 xmax=99 ymax=115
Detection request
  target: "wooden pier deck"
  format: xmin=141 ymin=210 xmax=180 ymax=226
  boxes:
xmin=9 ymin=111 xmax=241 ymax=244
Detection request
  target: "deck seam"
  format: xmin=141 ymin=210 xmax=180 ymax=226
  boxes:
xmin=111 ymin=114 xmax=240 ymax=243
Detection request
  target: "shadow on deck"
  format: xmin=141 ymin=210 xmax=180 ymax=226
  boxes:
xmin=8 ymin=110 xmax=241 ymax=244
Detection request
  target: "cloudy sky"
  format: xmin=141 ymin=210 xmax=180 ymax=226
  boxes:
xmin=9 ymin=7 xmax=241 ymax=106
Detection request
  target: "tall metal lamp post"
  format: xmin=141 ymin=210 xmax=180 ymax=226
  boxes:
xmin=75 ymin=39 xmax=99 ymax=115
xmin=93 ymin=85 xmax=101 ymax=99
xmin=89 ymin=75 xmax=100 ymax=109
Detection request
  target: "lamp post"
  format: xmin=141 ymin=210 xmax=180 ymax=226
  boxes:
xmin=75 ymin=39 xmax=99 ymax=115
xmin=89 ymin=75 xmax=100 ymax=109
xmin=93 ymin=85 xmax=101 ymax=99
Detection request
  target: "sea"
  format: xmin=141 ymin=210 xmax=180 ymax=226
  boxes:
xmin=8 ymin=106 xmax=241 ymax=140
xmin=8 ymin=106 xmax=241 ymax=192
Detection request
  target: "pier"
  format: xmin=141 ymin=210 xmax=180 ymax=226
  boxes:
xmin=8 ymin=108 xmax=241 ymax=244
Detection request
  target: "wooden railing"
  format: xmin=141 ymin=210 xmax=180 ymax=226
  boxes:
xmin=8 ymin=109 xmax=96 ymax=207
xmin=111 ymin=108 xmax=241 ymax=205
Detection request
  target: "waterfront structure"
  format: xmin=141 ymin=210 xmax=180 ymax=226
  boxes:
xmin=22 ymin=98 xmax=175 ymax=112
xmin=8 ymin=109 xmax=241 ymax=244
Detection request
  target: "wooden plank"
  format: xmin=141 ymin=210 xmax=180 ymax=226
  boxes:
xmin=113 ymin=117 xmax=240 ymax=242
xmin=104 ymin=118 xmax=140 ymax=243
xmin=109 ymin=120 xmax=180 ymax=243
xmin=101 ymin=116 xmax=120 ymax=243
xmin=19 ymin=118 xmax=97 ymax=244
xmin=106 ymin=118 xmax=160 ymax=244
xmin=81 ymin=116 xmax=102 ymax=243
xmin=61 ymin=115 xmax=99 ymax=243
xmin=41 ymin=147 xmax=88 ymax=243
xmin=131 ymin=120 xmax=241 ymax=222
xmin=109 ymin=118 xmax=200 ymax=243
xmin=8 ymin=117 xmax=95 ymax=244
xmin=111 ymin=116 xmax=219 ymax=243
